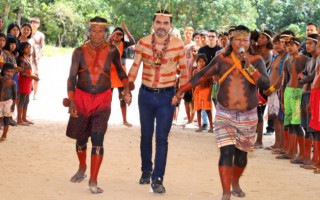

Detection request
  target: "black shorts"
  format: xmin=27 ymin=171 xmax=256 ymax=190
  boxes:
xmin=183 ymin=90 xmax=193 ymax=103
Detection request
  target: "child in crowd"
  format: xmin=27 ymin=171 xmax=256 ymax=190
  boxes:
xmin=193 ymin=53 xmax=213 ymax=132
xmin=184 ymin=45 xmax=199 ymax=126
xmin=3 ymin=34 xmax=22 ymax=125
xmin=0 ymin=63 xmax=17 ymax=141
xmin=0 ymin=33 xmax=7 ymax=68
xmin=17 ymin=42 xmax=39 ymax=125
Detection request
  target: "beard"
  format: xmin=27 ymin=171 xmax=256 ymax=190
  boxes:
xmin=155 ymin=28 xmax=169 ymax=37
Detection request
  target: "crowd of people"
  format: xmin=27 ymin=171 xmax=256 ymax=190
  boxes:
xmin=1 ymin=5 xmax=320 ymax=200
xmin=62 ymin=9 xmax=320 ymax=199
xmin=173 ymin=22 xmax=320 ymax=178
xmin=0 ymin=16 xmax=45 ymax=142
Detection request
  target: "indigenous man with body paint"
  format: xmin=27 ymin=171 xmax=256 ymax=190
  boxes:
xmin=307 ymin=40 xmax=320 ymax=173
xmin=269 ymin=30 xmax=295 ymax=156
xmin=263 ymin=34 xmax=290 ymax=152
xmin=128 ymin=6 xmax=188 ymax=193
xmin=254 ymin=29 xmax=273 ymax=149
xmin=172 ymin=25 xmax=270 ymax=200
xmin=298 ymin=34 xmax=319 ymax=166
xmin=277 ymin=37 xmax=309 ymax=163
xmin=65 ymin=16 xmax=131 ymax=194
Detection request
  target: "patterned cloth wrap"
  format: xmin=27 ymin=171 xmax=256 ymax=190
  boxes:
xmin=214 ymin=103 xmax=258 ymax=152
xmin=267 ymin=91 xmax=280 ymax=119
xmin=66 ymin=88 xmax=112 ymax=140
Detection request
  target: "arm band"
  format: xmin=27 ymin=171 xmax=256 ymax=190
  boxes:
xmin=269 ymin=85 xmax=276 ymax=92
xmin=245 ymin=64 xmax=257 ymax=76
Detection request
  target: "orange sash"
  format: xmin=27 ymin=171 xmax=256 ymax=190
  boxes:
xmin=218 ymin=52 xmax=256 ymax=85
xmin=110 ymin=41 xmax=126 ymax=88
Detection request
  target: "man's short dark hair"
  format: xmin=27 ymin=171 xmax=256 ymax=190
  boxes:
xmin=196 ymin=53 xmax=208 ymax=64
xmin=192 ymin=31 xmax=201 ymax=38
xmin=285 ymin=37 xmax=301 ymax=46
xmin=1 ymin=63 xmax=15 ymax=76
xmin=209 ymin=30 xmax=218 ymax=36
xmin=280 ymin=30 xmax=295 ymax=38
xmin=261 ymin=30 xmax=273 ymax=49
xmin=307 ymin=22 xmax=318 ymax=28
xmin=307 ymin=34 xmax=319 ymax=44
xmin=153 ymin=10 xmax=172 ymax=23
xmin=0 ymin=33 xmax=6 ymax=39
xmin=219 ymin=31 xmax=229 ymax=38
xmin=272 ymin=34 xmax=281 ymax=43
xmin=250 ymin=30 xmax=259 ymax=42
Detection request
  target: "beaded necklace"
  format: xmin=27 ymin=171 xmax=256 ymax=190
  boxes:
xmin=24 ymin=56 xmax=33 ymax=75
xmin=151 ymin=33 xmax=170 ymax=69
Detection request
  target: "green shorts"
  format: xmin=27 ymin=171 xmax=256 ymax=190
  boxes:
xmin=284 ymin=87 xmax=302 ymax=126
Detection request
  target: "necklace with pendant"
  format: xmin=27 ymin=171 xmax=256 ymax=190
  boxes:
xmin=151 ymin=34 xmax=170 ymax=69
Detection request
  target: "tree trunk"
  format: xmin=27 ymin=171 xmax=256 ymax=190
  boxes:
xmin=16 ymin=7 xmax=23 ymax=26
xmin=59 ymin=20 xmax=66 ymax=47
xmin=4 ymin=1 xmax=11 ymax=18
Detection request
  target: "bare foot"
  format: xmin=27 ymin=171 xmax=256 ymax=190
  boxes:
xmin=89 ymin=179 xmax=104 ymax=194
xmin=231 ymin=182 xmax=245 ymax=198
xmin=23 ymin=120 xmax=34 ymax=125
xmin=123 ymin=121 xmax=132 ymax=127
xmin=70 ymin=166 xmax=87 ymax=183
xmin=0 ymin=137 xmax=6 ymax=142
xmin=195 ymin=128 xmax=202 ymax=132
xmin=221 ymin=193 xmax=231 ymax=200
xmin=17 ymin=121 xmax=30 ymax=126
xmin=208 ymin=127 xmax=213 ymax=133
xmin=254 ymin=143 xmax=263 ymax=149
xmin=312 ymin=162 xmax=320 ymax=168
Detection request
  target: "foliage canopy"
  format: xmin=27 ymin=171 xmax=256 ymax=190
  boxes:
xmin=1 ymin=0 xmax=319 ymax=47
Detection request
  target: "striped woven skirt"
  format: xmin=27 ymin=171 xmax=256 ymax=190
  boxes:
xmin=214 ymin=103 xmax=258 ymax=152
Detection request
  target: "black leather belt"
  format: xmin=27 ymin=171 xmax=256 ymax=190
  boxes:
xmin=141 ymin=84 xmax=175 ymax=93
